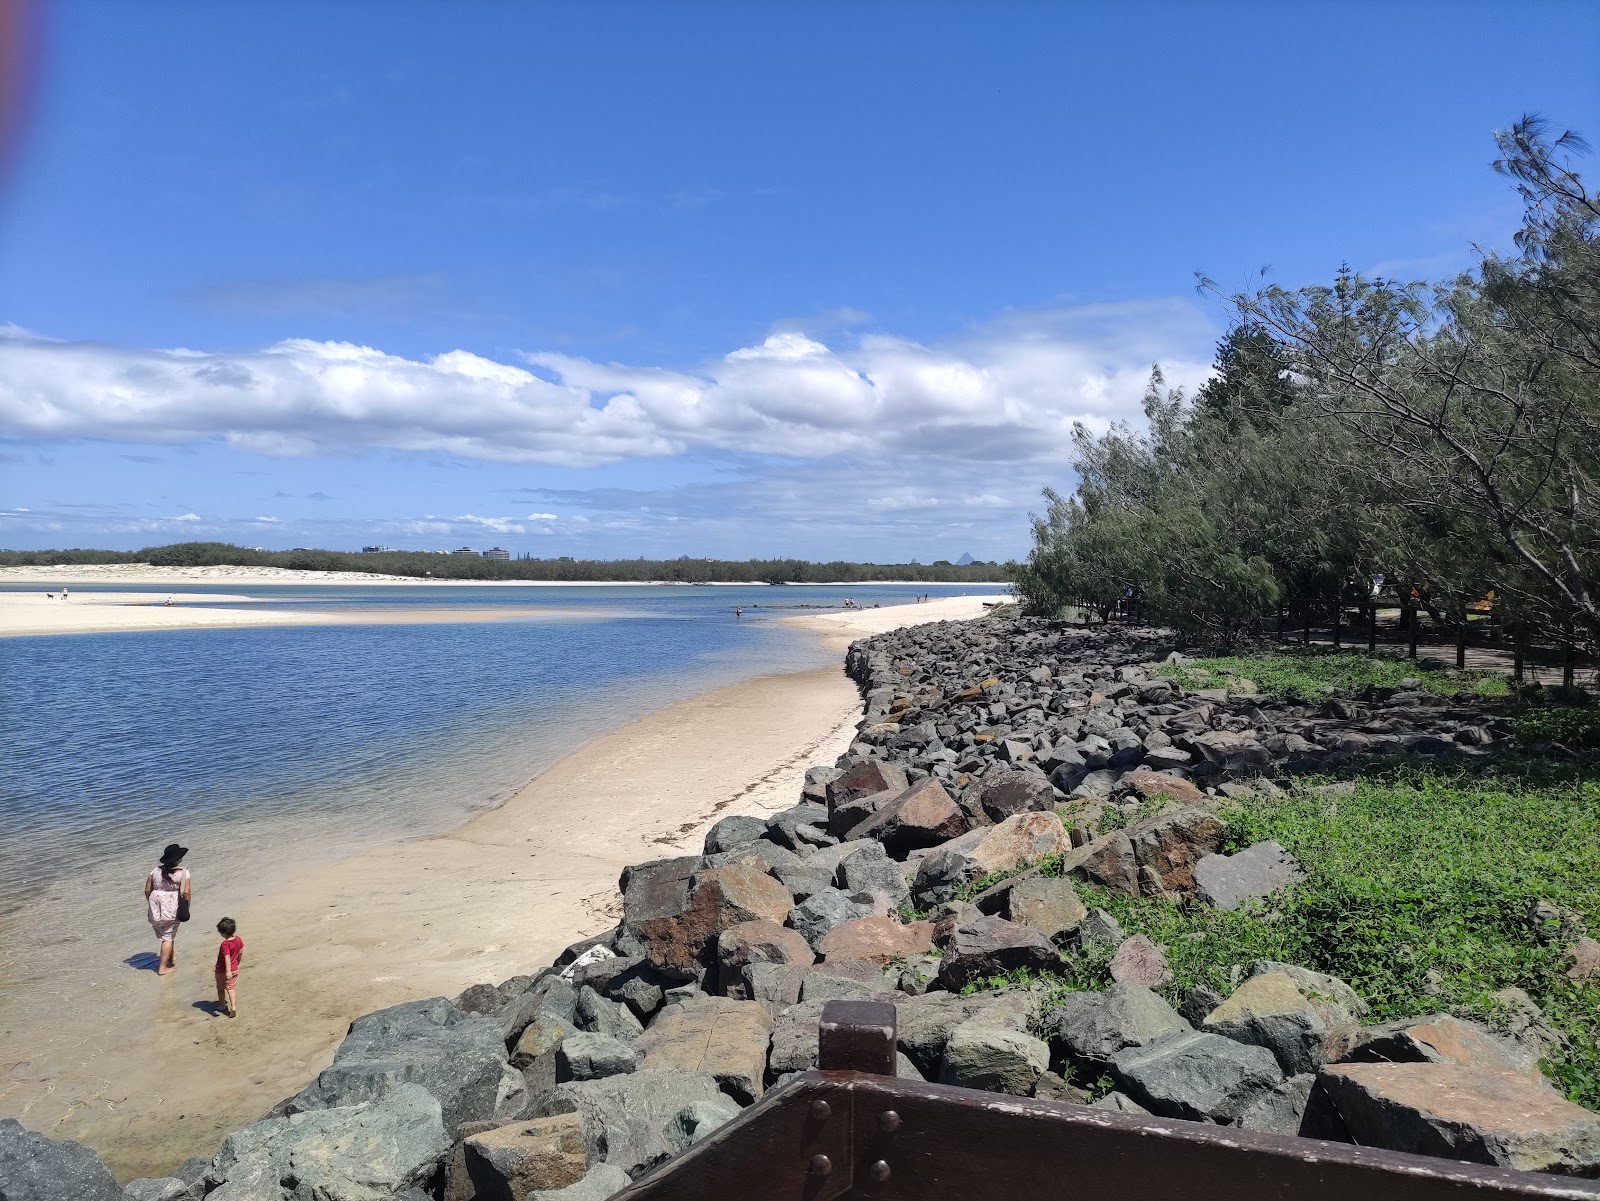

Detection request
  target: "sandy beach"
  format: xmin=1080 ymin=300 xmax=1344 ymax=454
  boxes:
xmin=0 ymin=595 xmax=990 ymax=1181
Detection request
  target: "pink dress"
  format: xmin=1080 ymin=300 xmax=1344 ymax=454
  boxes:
xmin=147 ymin=866 xmax=188 ymax=943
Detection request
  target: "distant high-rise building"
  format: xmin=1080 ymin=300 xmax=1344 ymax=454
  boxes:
xmin=451 ymin=546 xmax=477 ymax=556
xmin=361 ymin=545 xmax=395 ymax=554
xmin=481 ymin=546 xmax=510 ymax=561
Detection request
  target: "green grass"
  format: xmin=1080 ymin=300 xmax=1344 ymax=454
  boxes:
xmin=1034 ymin=762 xmax=1600 ymax=1109
xmin=1157 ymin=647 xmax=1509 ymax=702
xmin=1516 ymin=707 xmax=1600 ymax=749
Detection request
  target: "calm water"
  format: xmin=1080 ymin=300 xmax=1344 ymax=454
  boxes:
xmin=0 ymin=583 xmax=1004 ymax=913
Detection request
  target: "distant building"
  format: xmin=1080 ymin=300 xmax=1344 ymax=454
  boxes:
xmin=481 ymin=546 xmax=510 ymax=561
xmin=450 ymin=546 xmax=477 ymax=556
xmin=361 ymin=545 xmax=395 ymax=554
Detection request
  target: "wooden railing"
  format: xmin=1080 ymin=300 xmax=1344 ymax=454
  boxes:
xmin=613 ymin=999 xmax=1600 ymax=1201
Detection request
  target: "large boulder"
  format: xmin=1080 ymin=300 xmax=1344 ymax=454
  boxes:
xmin=716 ymin=919 xmax=813 ymax=997
xmin=1121 ymin=770 xmax=1206 ymax=806
xmin=767 ymin=999 xmax=828 ymax=1076
xmin=546 ymin=1070 xmax=739 ymax=1180
xmin=939 ymin=1019 xmax=1050 ymax=1096
xmin=971 ymin=872 xmax=1087 ymax=941
xmin=633 ymin=996 xmax=773 ymax=1105
xmin=1108 ymin=935 xmax=1170 ymax=989
xmin=1338 ymin=1014 xmax=1539 ymax=1077
xmin=1066 ymin=830 xmax=1139 ymax=896
xmin=1318 ymin=1062 xmax=1600 ymax=1175
xmin=289 ymin=997 xmax=521 ymax=1132
xmin=978 ymin=771 xmax=1055 ymax=823
xmin=937 ymin=915 xmax=1061 ymax=991
xmin=1181 ymin=730 xmax=1272 ymax=774
xmin=701 ymin=814 xmax=768 ymax=856
xmin=1194 ymin=842 xmax=1304 ymax=911
xmin=848 ymin=778 xmax=969 ymax=857
xmin=530 ymin=1163 xmax=631 ymax=1201
xmin=827 ymin=759 xmax=909 ymax=809
xmin=1046 ymin=982 xmax=1189 ymax=1070
xmin=895 ymin=992 xmax=1023 ymax=1078
xmin=910 ymin=813 xmax=1070 ymax=907
xmin=0 ymin=1119 xmax=123 ymax=1201
xmin=817 ymin=916 xmax=935 ymax=965
xmin=1237 ymin=1074 xmax=1318 ymax=1136
xmin=463 ymin=1112 xmax=588 ymax=1201
xmin=555 ymin=1032 xmax=639 ymax=1082
xmin=1202 ymin=971 xmax=1358 ymax=1075
xmin=623 ymin=860 xmax=794 ymax=976
xmin=210 ymin=1083 xmax=450 ymax=1201
xmin=788 ymin=888 xmax=874 ymax=950
xmin=1125 ymin=807 xmax=1224 ymax=893
xmin=835 ymin=843 xmax=914 ymax=910
xmin=1109 ymin=1030 xmax=1284 ymax=1123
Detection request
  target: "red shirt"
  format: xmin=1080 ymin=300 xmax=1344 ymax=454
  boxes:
xmin=215 ymin=936 xmax=243 ymax=974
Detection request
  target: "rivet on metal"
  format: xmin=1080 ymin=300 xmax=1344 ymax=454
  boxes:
xmin=810 ymin=1100 xmax=832 ymax=1121
xmin=877 ymin=1109 xmax=902 ymax=1133
xmin=869 ymin=1160 xmax=892 ymax=1182
xmin=809 ymin=1154 xmax=834 ymax=1177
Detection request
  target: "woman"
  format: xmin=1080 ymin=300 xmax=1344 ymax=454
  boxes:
xmin=144 ymin=843 xmax=191 ymax=975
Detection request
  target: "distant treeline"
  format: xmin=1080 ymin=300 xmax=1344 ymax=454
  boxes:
xmin=0 ymin=542 xmax=1016 ymax=584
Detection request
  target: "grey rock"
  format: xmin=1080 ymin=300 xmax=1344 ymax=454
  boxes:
xmin=936 ymin=916 xmax=1061 ymax=991
xmin=1193 ymin=841 xmax=1304 ymax=911
xmin=702 ymin=814 xmax=769 ymax=855
xmin=938 ymin=1019 xmax=1050 ymax=1095
xmin=1109 ymin=1030 xmax=1284 ymax=1123
xmin=1046 ymin=982 xmax=1189 ymax=1068
xmin=1237 ymin=1073 xmax=1316 ymax=1135
xmin=835 ymin=842 xmax=913 ymax=910
xmin=122 ymin=1179 xmax=191 ymax=1201
xmin=211 ymin=1083 xmax=450 ymax=1201
xmin=1077 ymin=908 xmax=1124 ymax=948
xmin=788 ymin=889 xmax=873 ymax=951
xmin=1089 ymin=1091 xmax=1150 ymax=1114
xmin=530 ymin=1163 xmax=632 ymax=1201
xmin=575 ymin=986 xmax=644 ymax=1043
xmin=893 ymin=993 xmax=1008 ymax=1078
xmin=548 ymin=1070 xmax=739 ymax=1180
xmin=289 ymin=996 xmax=517 ymax=1132
xmin=1245 ymin=962 xmax=1368 ymax=1019
xmin=0 ymin=1120 xmax=124 ymax=1201
xmin=1202 ymin=970 xmax=1358 ymax=1075
xmin=556 ymin=1031 xmax=640 ymax=1081
xmin=799 ymin=961 xmax=898 ymax=1003
xmin=766 ymin=802 xmax=833 ymax=852
xmin=767 ymin=999 xmax=829 ymax=1076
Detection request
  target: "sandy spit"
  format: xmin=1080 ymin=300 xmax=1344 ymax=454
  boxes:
xmin=10 ymin=596 xmax=992 ymax=1181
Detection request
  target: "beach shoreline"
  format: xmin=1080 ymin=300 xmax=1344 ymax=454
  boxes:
xmin=0 ymin=595 xmax=990 ymax=1181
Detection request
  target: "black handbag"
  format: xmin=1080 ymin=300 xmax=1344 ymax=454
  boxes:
xmin=176 ymin=872 xmax=191 ymax=922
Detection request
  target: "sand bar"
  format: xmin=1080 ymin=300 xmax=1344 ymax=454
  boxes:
xmin=0 ymin=596 xmax=992 ymax=1181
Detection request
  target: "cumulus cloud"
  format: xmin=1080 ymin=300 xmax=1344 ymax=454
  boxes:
xmin=0 ymin=300 xmax=1213 ymax=469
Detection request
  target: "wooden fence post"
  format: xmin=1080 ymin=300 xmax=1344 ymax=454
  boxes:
xmin=1332 ymin=596 xmax=1342 ymax=649
xmin=1456 ymin=610 xmax=1467 ymax=671
xmin=1406 ymin=599 xmax=1419 ymax=660
xmin=1367 ymin=598 xmax=1378 ymax=653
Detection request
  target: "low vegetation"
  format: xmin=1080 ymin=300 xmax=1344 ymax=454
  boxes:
xmin=1157 ymin=648 xmax=1510 ymax=701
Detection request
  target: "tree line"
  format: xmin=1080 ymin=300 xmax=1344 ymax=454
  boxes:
xmin=0 ymin=541 xmax=1014 ymax=584
xmin=1017 ymin=116 xmax=1599 ymax=657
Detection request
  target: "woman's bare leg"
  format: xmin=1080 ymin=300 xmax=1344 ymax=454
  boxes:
xmin=157 ymin=939 xmax=174 ymax=975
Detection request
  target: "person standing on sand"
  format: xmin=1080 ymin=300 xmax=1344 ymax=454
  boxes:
xmin=144 ymin=843 xmax=191 ymax=975
xmin=214 ymin=917 xmax=242 ymax=1017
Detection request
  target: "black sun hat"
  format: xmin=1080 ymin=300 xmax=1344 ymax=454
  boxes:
xmin=160 ymin=843 xmax=188 ymax=865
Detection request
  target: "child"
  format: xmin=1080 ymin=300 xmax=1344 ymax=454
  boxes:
xmin=214 ymin=917 xmax=243 ymax=1018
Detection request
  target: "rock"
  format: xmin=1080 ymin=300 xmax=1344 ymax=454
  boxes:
xmin=971 ymin=873 xmax=1086 ymax=940
xmin=1491 ymin=986 xmax=1567 ymax=1061
xmin=1046 ymin=982 xmax=1189 ymax=1069
xmin=211 ymin=1083 xmax=450 ymax=1200
xmin=1068 ymin=830 xmax=1139 ymax=896
xmin=978 ymin=771 xmax=1054 ymax=822
xmin=1237 ymin=1073 xmax=1316 ymax=1135
xmin=512 ymin=1013 xmax=578 ymax=1099
xmin=290 ymin=997 xmax=519 ymax=1132
xmin=547 ymin=1070 xmax=739 ymax=1180
xmin=702 ymin=814 xmax=768 ymax=855
xmin=1318 ymin=1062 xmax=1600 ymax=1174
xmin=633 ymin=996 xmax=774 ymax=1105
xmin=1243 ymin=961 xmax=1369 ymax=1017
xmin=742 ymin=962 xmax=811 ymax=1006
xmin=817 ymin=916 xmax=935 ymax=965
xmin=1338 ymin=1013 xmax=1540 ymax=1078
xmin=1183 ymin=730 xmax=1272 ymax=774
xmin=1122 ymin=770 xmax=1206 ymax=806
xmin=716 ymin=919 xmax=813 ymax=997
xmin=1126 ymin=807 xmax=1225 ymax=893
xmin=1109 ymin=935 xmax=1170 ymax=989
xmin=625 ymin=860 xmax=794 ymax=976
xmin=463 ymin=1112 xmax=588 ymax=1200
xmin=1193 ymin=841 xmax=1304 ymax=911
xmin=122 ymin=1178 xmax=191 ymax=1201
xmin=827 ymin=787 xmax=902 ymax=837
xmin=1090 ymin=1091 xmax=1150 ymax=1114
xmin=457 ymin=982 xmax=508 ymax=1017
xmin=766 ymin=802 xmax=837 ymax=852
xmin=530 ymin=1162 xmax=632 ymax=1201
xmin=1179 ymin=985 xmax=1225 ymax=1027
xmin=937 ymin=915 xmax=1061 ymax=991
xmin=799 ymin=960 xmax=900 ymax=1003
xmin=603 ymin=961 xmax=674 ymax=1022
xmin=827 ymin=758 xmax=909 ymax=808
xmin=0 ymin=1119 xmax=124 ymax=1201
xmin=556 ymin=1032 xmax=639 ymax=1082
xmin=834 ymin=842 xmax=913 ymax=909
xmin=788 ymin=888 xmax=874 ymax=951
xmin=575 ymin=986 xmax=644 ymax=1042
xmin=1110 ymin=1030 xmax=1284 ymax=1123
xmin=768 ymin=999 xmax=829 ymax=1076
xmin=939 ymin=1019 xmax=1050 ymax=1095
xmin=848 ymin=778 xmax=969 ymax=857
xmin=964 ymin=812 xmax=1070 ymax=878
xmin=894 ymin=993 xmax=1007 ymax=1077
xmin=1202 ymin=971 xmax=1357 ymax=1075
xmin=502 ymin=975 xmax=579 ymax=1044
xmin=1567 ymin=937 xmax=1600 ymax=981
xmin=1077 ymin=908 xmax=1124 ymax=948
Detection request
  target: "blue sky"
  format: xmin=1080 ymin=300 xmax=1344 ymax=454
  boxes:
xmin=2 ymin=0 xmax=1597 ymax=561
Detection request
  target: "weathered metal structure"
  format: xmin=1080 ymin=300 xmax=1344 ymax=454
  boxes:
xmin=614 ymin=1000 xmax=1600 ymax=1201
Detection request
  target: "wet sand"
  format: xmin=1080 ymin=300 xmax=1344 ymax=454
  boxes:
xmin=0 ymin=596 xmax=991 ymax=1180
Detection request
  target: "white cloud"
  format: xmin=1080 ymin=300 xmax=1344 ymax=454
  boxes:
xmin=173 ymin=512 xmax=201 ymax=522
xmin=525 ymin=512 xmax=558 ymax=521
xmin=0 ymin=300 xmax=1214 ymax=470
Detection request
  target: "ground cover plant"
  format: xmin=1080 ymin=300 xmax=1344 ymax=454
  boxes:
xmin=1029 ymin=762 xmax=1600 ymax=1109
xmin=1156 ymin=647 xmax=1510 ymax=701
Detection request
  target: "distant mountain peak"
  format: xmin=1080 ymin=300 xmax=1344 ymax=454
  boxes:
xmin=956 ymin=551 xmax=974 ymax=566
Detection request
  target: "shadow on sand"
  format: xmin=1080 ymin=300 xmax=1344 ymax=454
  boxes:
xmin=125 ymin=951 xmax=161 ymax=972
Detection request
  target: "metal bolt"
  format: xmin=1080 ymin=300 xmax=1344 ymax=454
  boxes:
xmin=869 ymin=1159 xmax=892 ymax=1182
xmin=810 ymin=1154 xmax=833 ymax=1177
xmin=877 ymin=1109 xmax=902 ymax=1133
xmin=810 ymin=1099 xmax=831 ymax=1121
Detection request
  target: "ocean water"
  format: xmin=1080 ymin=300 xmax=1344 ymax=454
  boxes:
xmin=0 ymin=583 xmax=1004 ymax=924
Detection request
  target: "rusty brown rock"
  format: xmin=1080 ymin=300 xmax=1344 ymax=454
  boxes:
xmin=816 ymin=916 xmax=935 ymax=965
xmin=634 ymin=995 xmax=774 ymax=1104
xmin=848 ymin=777 xmax=969 ymax=857
xmin=1318 ymin=1061 xmax=1600 ymax=1174
xmin=632 ymin=862 xmax=793 ymax=976
xmin=827 ymin=759 xmax=909 ymax=807
xmin=1338 ymin=1014 xmax=1542 ymax=1080
xmin=1109 ymin=934 xmax=1170 ymax=989
xmin=716 ymin=919 xmax=813 ymax=997
xmin=1122 ymin=770 xmax=1207 ymax=806
xmin=462 ymin=1111 xmax=588 ymax=1200
xmin=1127 ymin=807 xmax=1225 ymax=894
xmin=1069 ymin=830 xmax=1139 ymax=896
xmin=978 ymin=770 xmax=1055 ymax=823
xmin=1567 ymin=936 xmax=1600 ymax=982
xmin=965 ymin=811 xmax=1070 ymax=878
